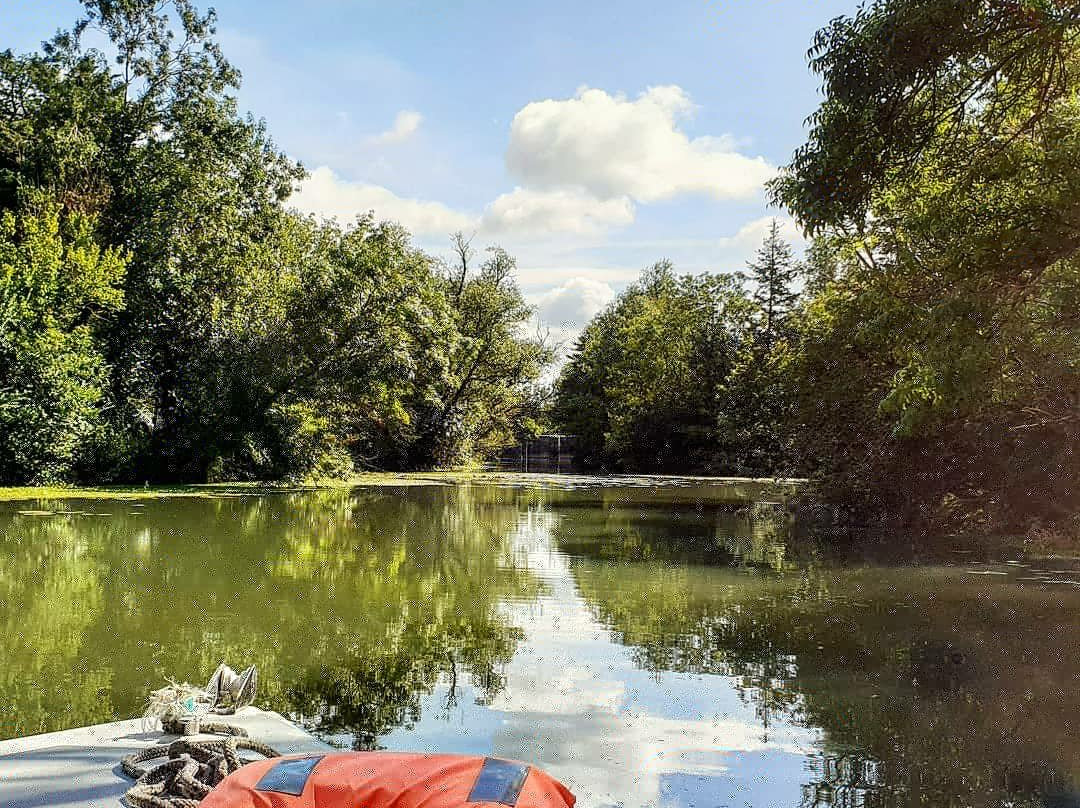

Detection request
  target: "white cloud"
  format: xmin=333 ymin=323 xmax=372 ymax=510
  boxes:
xmin=290 ymin=88 xmax=790 ymax=247
xmin=535 ymin=277 xmax=616 ymax=332
xmin=291 ymin=166 xmax=474 ymax=236
xmin=531 ymin=276 xmax=618 ymax=359
xmin=506 ymin=86 xmax=775 ymax=203
xmin=481 ymin=188 xmax=635 ymax=237
xmin=368 ymin=110 xmax=423 ymax=145
xmin=292 ymin=168 xmax=637 ymax=242
xmin=726 ymin=215 xmax=805 ymax=252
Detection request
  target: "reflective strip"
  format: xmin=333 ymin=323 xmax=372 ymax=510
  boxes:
xmin=468 ymin=757 xmax=530 ymax=805
xmin=254 ymin=755 xmax=325 ymax=795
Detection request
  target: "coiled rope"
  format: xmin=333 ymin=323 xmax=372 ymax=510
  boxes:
xmin=121 ymin=719 xmax=279 ymax=808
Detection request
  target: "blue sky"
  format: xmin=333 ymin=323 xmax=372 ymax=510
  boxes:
xmin=8 ymin=0 xmax=858 ymax=346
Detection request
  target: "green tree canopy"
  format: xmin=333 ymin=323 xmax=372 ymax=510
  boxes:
xmin=771 ymin=0 xmax=1080 ymax=234
xmin=0 ymin=0 xmax=551 ymax=484
xmin=742 ymin=219 xmax=799 ymax=346
xmin=0 ymin=198 xmax=126 ymax=482
xmin=772 ymin=0 xmax=1080 ymax=530
xmin=554 ymin=262 xmax=755 ymax=472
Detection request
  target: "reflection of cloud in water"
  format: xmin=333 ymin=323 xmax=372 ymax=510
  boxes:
xmin=492 ymin=707 xmax=815 ymax=808
xmin=489 ymin=658 xmax=624 ymax=715
xmin=483 ymin=507 xmax=820 ymax=808
xmin=380 ymin=505 xmax=819 ymax=808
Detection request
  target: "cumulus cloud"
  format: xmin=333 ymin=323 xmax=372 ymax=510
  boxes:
xmin=289 ymin=88 xmax=794 ymax=250
xmin=481 ymin=188 xmax=634 ymax=237
xmin=534 ymin=277 xmax=616 ymax=332
xmin=291 ymin=88 xmax=781 ymax=242
xmin=292 ymin=168 xmax=637 ymax=241
xmin=506 ymin=86 xmax=775 ymax=203
xmin=367 ymin=109 xmax=423 ymax=145
xmin=291 ymin=165 xmax=473 ymax=236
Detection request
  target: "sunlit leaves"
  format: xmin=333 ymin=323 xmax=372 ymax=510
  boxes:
xmin=0 ymin=200 xmax=126 ymax=482
xmin=0 ymin=1 xmax=551 ymax=483
xmin=554 ymin=261 xmax=755 ymax=472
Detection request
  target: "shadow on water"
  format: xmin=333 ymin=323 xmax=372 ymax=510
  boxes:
xmin=1 ymin=479 xmax=1079 ymax=806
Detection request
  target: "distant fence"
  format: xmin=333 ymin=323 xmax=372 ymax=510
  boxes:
xmin=493 ymin=434 xmax=578 ymax=473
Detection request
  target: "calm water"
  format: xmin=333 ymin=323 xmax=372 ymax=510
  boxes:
xmin=2 ymin=479 xmax=1079 ymax=807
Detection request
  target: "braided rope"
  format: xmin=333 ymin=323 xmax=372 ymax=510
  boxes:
xmin=121 ymin=722 xmax=279 ymax=808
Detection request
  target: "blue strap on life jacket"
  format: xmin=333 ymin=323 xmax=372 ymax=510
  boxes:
xmin=468 ymin=758 xmax=531 ymax=805
xmin=254 ymin=755 xmax=325 ymax=795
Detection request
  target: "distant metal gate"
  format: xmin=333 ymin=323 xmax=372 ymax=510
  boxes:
xmin=495 ymin=434 xmax=577 ymax=473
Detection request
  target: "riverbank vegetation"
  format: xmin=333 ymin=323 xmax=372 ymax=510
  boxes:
xmin=0 ymin=0 xmax=548 ymax=485
xmin=4 ymin=0 xmax=1079 ymax=540
xmin=556 ymin=0 xmax=1080 ymax=539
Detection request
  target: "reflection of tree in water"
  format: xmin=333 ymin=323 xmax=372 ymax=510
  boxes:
xmin=799 ymin=752 xmax=1080 ymax=808
xmin=735 ymin=655 xmax=800 ymax=744
xmin=553 ymin=488 xmax=799 ymax=571
xmin=558 ymin=500 xmax=1080 ymax=808
xmin=719 ymin=502 xmax=793 ymax=571
xmin=0 ymin=512 xmax=117 ymax=738
xmin=0 ymin=485 xmax=539 ymax=747
xmin=285 ymin=617 xmax=524 ymax=750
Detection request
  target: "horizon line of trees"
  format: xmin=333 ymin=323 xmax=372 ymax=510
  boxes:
xmin=554 ymin=220 xmax=801 ymax=477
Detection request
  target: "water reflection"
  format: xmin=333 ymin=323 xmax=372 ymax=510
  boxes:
xmin=553 ymin=491 xmax=1080 ymax=807
xmin=0 ymin=486 xmax=537 ymax=747
xmin=2 ymin=482 xmax=1080 ymax=807
xmin=378 ymin=503 xmax=821 ymax=808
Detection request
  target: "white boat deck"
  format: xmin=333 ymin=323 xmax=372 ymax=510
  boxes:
xmin=0 ymin=708 xmax=332 ymax=807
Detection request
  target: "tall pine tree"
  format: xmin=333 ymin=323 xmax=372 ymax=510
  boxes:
xmin=745 ymin=220 xmax=798 ymax=345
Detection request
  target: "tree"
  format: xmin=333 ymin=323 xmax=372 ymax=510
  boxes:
xmin=554 ymin=262 xmax=754 ymax=472
xmin=771 ymin=0 xmax=1080 ymax=235
xmin=413 ymin=234 xmax=552 ymax=468
xmin=798 ymin=236 xmax=842 ymax=299
xmin=274 ymin=217 xmax=459 ymax=474
xmin=0 ymin=197 xmax=126 ymax=482
xmin=743 ymin=220 xmax=799 ymax=346
xmin=0 ymin=0 xmax=303 ymax=479
xmin=0 ymin=0 xmax=552 ymax=483
xmin=771 ymin=0 xmax=1080 ymax=531
xmin=707 ymin=224 xmax=805 ymax=476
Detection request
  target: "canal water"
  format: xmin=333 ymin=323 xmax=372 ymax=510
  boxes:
xmin=1 ymin=479 xmax=1078 ymax=807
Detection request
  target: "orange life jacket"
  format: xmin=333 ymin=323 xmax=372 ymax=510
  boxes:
xmin=199 ymin=752 xmax=577 ymax=808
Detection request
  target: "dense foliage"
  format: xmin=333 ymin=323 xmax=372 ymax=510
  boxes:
xmin=772 ymin=0 xmax=1080 ymax=533
xmin=554 ymin=261 xmax=755 ymax=473
xmin=0 ymin=0 xmax=548 ymax=484
xmin=0 ymin=199 xmax=126 ymax=482
xmin=554 ymin=228 xmax=799 ymax=477
xmin=556 ymin=0 xmax=1080 ymax=536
